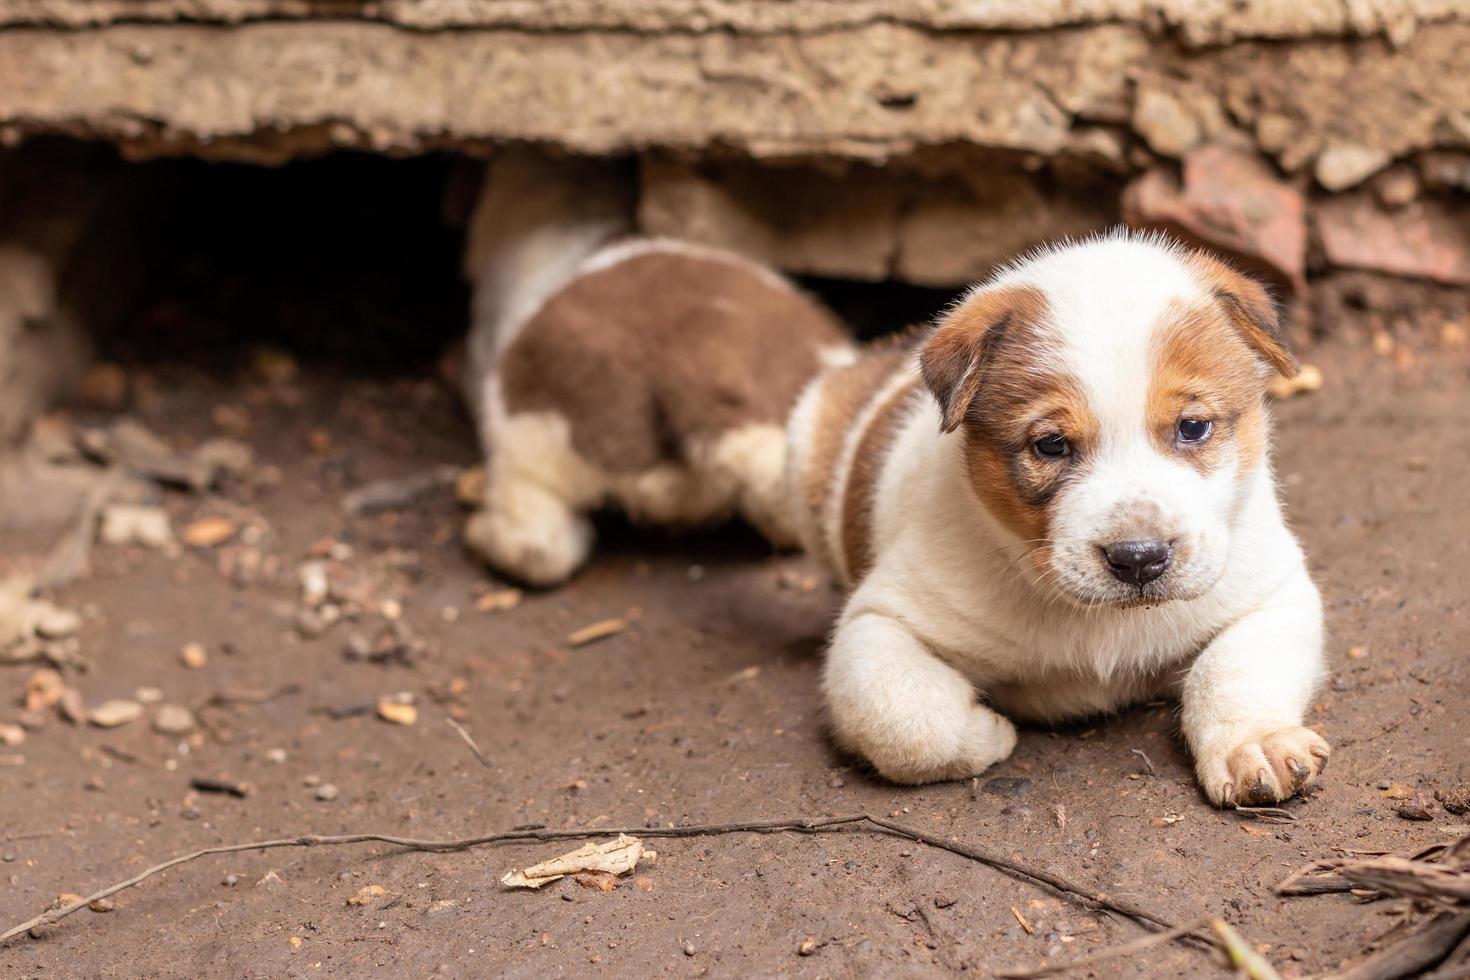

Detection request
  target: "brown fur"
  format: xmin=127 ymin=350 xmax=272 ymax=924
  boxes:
xmin=919 ymin=286 xmax=1094 ymax=551
xmin=802 ymin=341 xmax=915 ymax=531
xmin=838 ymin=379 xmax=922 ymax=584
xmin=500 ymin=249 xmax=848 ymax=472
xmin=1186 ymin=251 xmax=1296 ymax=377
xmin=1149 ymin=300 xmax=1270 ymax=477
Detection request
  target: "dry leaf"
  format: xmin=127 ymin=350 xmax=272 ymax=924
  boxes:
xmin=502 ymin=834 xmax=650 ymax=889
xmin=183 ymin=516 xmax=237 ymax=548
xmin=567 ymin=618 xmax=627 ymax=648
xmin=1382 ymin=784 xmax=1415 ymax=800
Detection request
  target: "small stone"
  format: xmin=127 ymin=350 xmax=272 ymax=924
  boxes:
xmin=88 ymin=898 xmax=115 ymax=913
xmin=152 ymin=704 xmax=196 ymax=735
xmin=683 ymin=942 xmax=696 ymax=957
xmin=347 ymin=884 xmax=387 ymax=906
xmin=0 ymin=723 xmax=24 ymax=748
xmin=99 ymin=504 xmax=173 ymax=549
xmin=180 ymin=642 xmax=208 ymax=669
xmin=1395 ymin=803 xmax=1434 ymax=821
xmin=1315 ymin=142 xmax=1391 ymax=192
xmin=797 ymin=936 xmax=819 ymax=956
xmin=24 ymin=669 xmax=65 ymax=712
xmin=58 ymin=688 xmax=86 ymax=725
xmin=134 ymin=686 xmax=163 ymax=705
xmin=827 ymin=775 xmax=846 ymax=789
xmin=89 ymin=699 xmax=144 ymax=728
xmin=983 ymin=776 xmax=1032 ymax=799
xmin=33 ymin=606 xmax=81 ymax=640
xmin=1132 ymin=86 xmax=1202 ymax=157
xmin=222 ymin=874 xmax=240 ymax=887
xmin=316 ymin=783 xmax=340 ymax=802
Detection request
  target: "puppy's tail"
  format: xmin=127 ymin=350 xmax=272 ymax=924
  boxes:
xmin=460 ymin=148 xmax=635 ymax=415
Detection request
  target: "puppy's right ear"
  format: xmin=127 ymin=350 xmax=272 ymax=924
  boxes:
xmin=920 ymin=286 xmax=1042 ymax=433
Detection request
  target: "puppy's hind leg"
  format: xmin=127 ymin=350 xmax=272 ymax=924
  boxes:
xmin=465 ymin=417 xmax=598 ymax=587
xmin=824 ymin=610 xmax=1017 ymax=785
xmin=466 ymin=470 xmax=594 ymax=587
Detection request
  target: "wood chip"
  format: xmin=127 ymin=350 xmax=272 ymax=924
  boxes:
xmin=475 ymin=588 xmax=523 ymax=613
xmin=1011 ymin=906 xmax=1034 ymax=934
xmin=183 ymin=516 xmax=237 ymax=548
xmin=1267 ymin=363 xmax=1324 ymax=400
xmin=567 ymin=618 xmax=627 ymax=648
xmin=376 ymin=697 xmax=418 ymax=726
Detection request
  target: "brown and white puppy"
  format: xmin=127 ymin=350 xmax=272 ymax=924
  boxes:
xmin=787 ymin=232 xmax=1328 ymax=807
xmin=461 ymin=151 xmax=853 ymax=585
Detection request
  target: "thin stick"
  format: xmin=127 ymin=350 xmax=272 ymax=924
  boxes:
xmin=445 ymin=718 xmax=492 ymax=770
xmin=1 ymin=813 xmax=1184 ymax=948
xmin=1211 ymin=918 xmax=1284 ymax=980
xmin=1130 ymin=748 xmax=1156 ymax=775
xmin=997 ymin=916 xmax=1212 ymax=978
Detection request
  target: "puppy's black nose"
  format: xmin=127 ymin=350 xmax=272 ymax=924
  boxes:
xmin=1102 ymin=540 xmax=1170 ymax=586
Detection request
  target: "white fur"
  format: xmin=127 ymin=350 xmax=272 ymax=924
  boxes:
xmin=818 ymin=232 xmax=1327 ymax=802
xmin=463 ymin=155 xmax=811 ymax=583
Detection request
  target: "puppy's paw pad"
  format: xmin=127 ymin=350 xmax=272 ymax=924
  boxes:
xmin=1204 ymin=727 xmax=1329 ymax=807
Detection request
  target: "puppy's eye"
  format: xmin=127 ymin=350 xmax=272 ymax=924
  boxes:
xmin=1032 ymin=434 xmax=1071 ymax=459
xmin=1177 ymin=418 xmax=1213 ymax=444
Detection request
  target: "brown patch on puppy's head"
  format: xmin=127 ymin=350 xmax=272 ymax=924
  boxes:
xmin=1187 ymin=251 xmax=1295 ymax=378
xmin=1149 ymin=301 xmax=1272 ymax=479
xmin=919 ymin=286 xmax=1095 ymax=550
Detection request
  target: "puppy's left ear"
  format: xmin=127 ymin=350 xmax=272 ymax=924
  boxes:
xmin=920 ymin=286 xmax=1042 ymax=433
xmin=1196 ymin=254 xmax=1297 ymax=377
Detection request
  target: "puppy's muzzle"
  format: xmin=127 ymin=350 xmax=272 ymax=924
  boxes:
xmin=1100 ymin=539 xmax=1171 ymax=586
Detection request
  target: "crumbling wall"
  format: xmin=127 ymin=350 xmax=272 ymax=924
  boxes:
xmin=2 ymin=1 xmax=1467 ymax=291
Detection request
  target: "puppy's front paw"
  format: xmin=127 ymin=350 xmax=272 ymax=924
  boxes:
xmin=1196 ymin=727 xmax=1329 ymax=807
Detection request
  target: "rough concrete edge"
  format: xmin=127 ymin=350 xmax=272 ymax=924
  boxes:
xmin=0 ymin=0 xmax=1467 ymax=45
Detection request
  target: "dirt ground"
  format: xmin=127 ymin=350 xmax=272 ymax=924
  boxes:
xmin=2 ymin=299 xmax=1469 ymax=978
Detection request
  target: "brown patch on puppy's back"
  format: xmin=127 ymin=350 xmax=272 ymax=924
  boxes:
xmin=500 ymin=249 xmax=848 ymax=472
xmin=839 ymin=378 xmax=922 ymax=584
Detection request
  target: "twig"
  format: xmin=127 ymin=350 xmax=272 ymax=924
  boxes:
xmin=1211 ymin=918 xmax=1284 ymax=980
xmin=1327 ymin=913 xmax=1470 ymax=980
xmin=445 ymin=718 xmax=492 ymax=770
xmin=1 ymin=813 xmax=1186 ymax=948
xmin=997 ymin=916 xmax=1212 ymax=978
xmin=342 ymin=466 xmax=459 ymax=516
xmin=1235 ymin=805 xmax=1296 ymax=825
xmin=1130 ymin=748 xmax=1156 ymax=776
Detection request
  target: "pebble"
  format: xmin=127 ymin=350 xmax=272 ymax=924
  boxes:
xmin=797 ymin=936 xmax=819 ymax=956
xmin=89 ymin=898 xmax=115 ymax=913
xmin=376 ymin=696 xmax=418 ymax=726
xmin=89 ymin=699 xmax=145 ymax=728
xmin=316 ymin=783 xmax=340 ymax=802
xmin=683 ymin=942 xmax=696 ymax=957
xmin=33 ymin=606 xmax=81 ymax=640
xmin=0 ymin=724 xmax=25 ymax=748
xmin=99 ymin=504 xmax=173 ymax=549
xmin=984 ymin=776 xmax=1032 ymax=799
xmin=180 ymin=642 xmax=208 ymax=669
xmin=152 ymin=704 xmax=196 ymax=735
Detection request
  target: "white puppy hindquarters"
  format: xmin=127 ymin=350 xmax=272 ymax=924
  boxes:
xmin=466 ymin=238 xmax=854 ymax=586
xmin=788 ymin=232 xmax=1329 ymax=803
